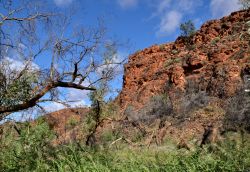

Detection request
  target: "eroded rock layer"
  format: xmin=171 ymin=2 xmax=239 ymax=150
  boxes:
xmin=119 ymin=9 xmax=250 ymax=110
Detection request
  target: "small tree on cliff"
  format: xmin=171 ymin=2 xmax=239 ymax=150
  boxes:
xmin=179 ymin=20 xmax=196 ymax=49
xmin=180 ymin=20 xmax=196 ymax=37
xmin=0 ymin=0 xmax=124 ymax=121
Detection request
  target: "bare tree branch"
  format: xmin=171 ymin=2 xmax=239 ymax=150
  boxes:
xmin=0 ymin=0 xmax=126 ymax=121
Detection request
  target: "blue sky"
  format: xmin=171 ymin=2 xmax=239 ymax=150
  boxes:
xmin=52 ymin=0 xmax=242 ymax=50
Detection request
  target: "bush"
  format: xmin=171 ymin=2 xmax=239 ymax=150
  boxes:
xmin=159 ymin=44 xmax=166 ymax=51
xmin=211 ymin=37 xmax=220 ymax=45
xmin=224 ymin=88 xmax=250 ymax=132
xmin=66 ymin=117 xmax=79 ymax=129
xmin=164 ymin=58 xmax=182 ymax=68
xmin=171 ymin=49 xmax=179 ymax=55
xmin=172 ymin=80 xmax=212 ymax=118
xmin=125 ymin=94 xmax=173 ymax=123
xmin=0 ymin=119 xmax=56 ymax=171
xmin=180 ymin=20 xmax=196 ymax=37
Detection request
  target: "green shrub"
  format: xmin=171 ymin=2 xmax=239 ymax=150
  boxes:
xmin=66 ymin=117 xmax=79 ymax=129
xmin=159 ymin=44 xmax=166 ymax=51
xmin=180 ymin=20 xmax=196 ymax=37
xmin=187 ymin=44 xmax=196 ymax=51
xmin=171 ymin=49 xmax=179 ymax=55
xmin=0 ymin=119 xmax=56 ymax=171
xmin=211 ymin=37 xmax=220 ymax=45
xmin=239 ymin=0 xmax=250 ymax=9
xmin=164 ymin=58 xmax=182 ymax=68
xmin=0 ymin=71 xmax=38 ymax=107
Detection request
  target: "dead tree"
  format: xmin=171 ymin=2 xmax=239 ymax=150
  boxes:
xmin=0 ymin=0 xmax=125 ymax=121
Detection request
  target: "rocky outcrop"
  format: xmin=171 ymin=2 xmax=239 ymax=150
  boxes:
xmin=113 ymin=9 xmax=250 ymax=145
xmin=119 ymin=9 xmax=250 ymax=111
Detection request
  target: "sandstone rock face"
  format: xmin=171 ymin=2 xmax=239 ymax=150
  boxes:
xmin=119 ymin=9 xmax=250 ymax=110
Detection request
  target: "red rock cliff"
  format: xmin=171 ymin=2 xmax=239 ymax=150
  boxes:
xmin=119 ymin=9 xmax=250 ymax=110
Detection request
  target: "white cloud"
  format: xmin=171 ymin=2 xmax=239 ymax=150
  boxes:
xmin=2 ymin=57 xmax=25 ymax=70
xmin=67 ymin=88 xmax=90 ymax=102
xmin=115 ymin=0 xmax=203 ymax=36
xmin=2 ymin=57 xmax=39 ymax=71
xmin=156 ymin=0 xmax=171 ymax=14
xmin=96 ymin=51 xmax=125 ymax=76
xmin=117 ymin=0 xmax=138 ymax=9
xmin=64 ymin=79 xmax=91 ymax=107
xmin=54 ymin=0 xmax=73 ymax=7
xmin=70 ymin=100 xmax=90 ymax=107
xmin=152 ymin=0 xmax=202 ymax=37
xmin=43 ymin=102 xmax=66 ymax=112
xmin=156 ymin=10 xmax=182 ymax=37
xmin=178 ymin=0 xmax=200 ymax=11
xmin=210 ymin=0 xmax=241 ymax=18
xmin=67 ymin=89 xmax=90 ymax=107
xmin=42 ymin=87 xmax=90 ymax=113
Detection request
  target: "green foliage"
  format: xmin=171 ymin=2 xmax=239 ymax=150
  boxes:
xmin=159 ymin=44 xmax=166 ymax=51
xmin=0 ymin=71 xmax=38 ymax=106
xmin=82 ymin=110 xmax=98 ymax=133
xmin=0 ymin=109 xmax=250 ymax=171
xmin=101 ymin=102 xmax=119 ymax=119
xmin=171 ymin=49 xmax=179 ymax=55
xmin=100 ymin=129 xmax=122 ymax=144
xmin=1 ymin=122 xmax=250 ymax=172
xmin=180 ymin=20 xmax=196 ymax=37
xmin=211 ymin=37 xmax=220 ymax=45
xmin=187 ymin=44 xmax=196 ymax=50
xmin=131 ymin=131 xmax=144 ymax=142
xmin=66 ymin=117 xmax=79 ymax=129
xmin=179 ymin=20 xmax=196 ymax=50
xmin=164 ymin=58 xmax=182 ymax=68
xmin=0 ymin=119 xmax=56 ymax=171
xmin=89 ymin=89 xmax=105 ymax=106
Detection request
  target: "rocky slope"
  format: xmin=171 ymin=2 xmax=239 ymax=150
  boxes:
xmin=119 ymin=9 xmax=250 ymax=110
xmin=98 ymin=9 xmax=250 ymax=146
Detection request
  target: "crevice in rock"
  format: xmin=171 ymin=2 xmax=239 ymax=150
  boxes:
xmin=183 ymin=63 xmax=203 ymax=76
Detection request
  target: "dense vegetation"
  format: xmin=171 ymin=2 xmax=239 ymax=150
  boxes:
xmin=1 ymin=119 xmax=250 ymax=172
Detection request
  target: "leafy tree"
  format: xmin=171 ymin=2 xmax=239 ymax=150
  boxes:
xmin=0 ymin=64 xmax=37 ymax=107
xmin=0 ymin=0 xmax=124 ymax=121
xmin=180 ymin=20 xmax=196 ymax=37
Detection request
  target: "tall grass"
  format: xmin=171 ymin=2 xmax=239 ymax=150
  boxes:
xmin=0 ymin=119 xmax=250 ymax=172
